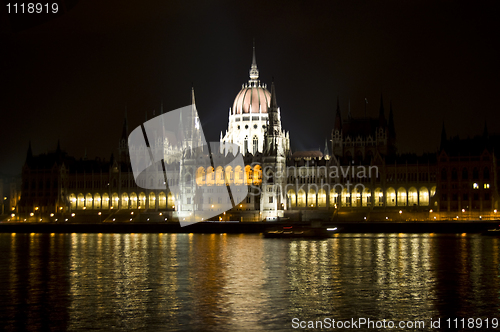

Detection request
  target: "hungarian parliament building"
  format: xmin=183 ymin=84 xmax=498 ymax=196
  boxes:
xmin=8 ymin=48 xmax=500 ymax=222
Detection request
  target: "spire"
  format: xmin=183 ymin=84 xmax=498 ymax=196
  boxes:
xmin=324 ymin=138 xmax=330 ymax=157
xmin=269 ymin=79 xmax=278 ymax=109
xmin=252 ymin=39 xmax=257 ymax=66
xmin=388 ymin=102 xmax=397 ymax=155
xmin=334 ymin=97 xmax=342 ymax=131
xmin=440 ymin=121 xmax=447 ymax=151
xmin=26 ymin=140 xmax=33 ymax=164
xmin=264 ymin=80 xmax=282 ymax=155
xmin=378 ymin=94 xmax=386 ymax=127
xmin=388 ymin=101 xmax=396 ymax=139
xmin=121 ymin=106 xmax=128 ymax=141
xmin=249 ymin=40 xmax=259 ymax=82
xmin=191 ymin=86 xmax=196 ymax=106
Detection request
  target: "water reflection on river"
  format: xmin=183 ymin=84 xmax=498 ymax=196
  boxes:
xmin=0 ymin=233 xmax=499 ymax=331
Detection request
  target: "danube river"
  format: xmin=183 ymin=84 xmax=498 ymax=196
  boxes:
xmin=1 ymin=233 xmax=499 ymax=331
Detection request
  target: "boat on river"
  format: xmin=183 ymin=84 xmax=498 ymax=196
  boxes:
xmin=263 ymin=225 xmax=339 ymax=238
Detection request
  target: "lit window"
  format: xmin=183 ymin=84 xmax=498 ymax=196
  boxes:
xmin=484 ymin=183 xmax=490 ymax=189
xmin=473 ymin=183 xmax=479 ymax=189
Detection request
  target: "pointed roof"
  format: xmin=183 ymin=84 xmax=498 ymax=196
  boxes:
xmin=334 ymin=97 xmax=342 ymax=131
xmin=324 ymin=138 xmax=330 ymax=157
xmin=388 ymin=101 xmax=396 ymax=139
xmin=26 ymin=140 xmax=33 ymax=164
xmin=269 ymin=80 xmax=278 ymax=109
xmin=121 ymin=106 xmax=128 ymax=141
xmin=440 ymin=121 xmax=447 ymax=151
xmin=191 ymin=86 xmax=197 ymax=107
xmin=378 ymin=94 xmax=384 ymax=117
xmin=378 ymin=94 xmax=387 ymax=127
xmin=249 ymin=41 xmax=259 ymax=82
xmin=252 ymin=39 xmax=257 ymax=66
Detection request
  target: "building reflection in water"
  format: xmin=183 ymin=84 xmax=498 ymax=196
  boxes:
xmin=1 ymin=233 xmax=500 ymax=330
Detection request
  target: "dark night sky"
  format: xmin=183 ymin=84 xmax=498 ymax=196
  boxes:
xmin=1 ymin=0 xmax=499 ymax=176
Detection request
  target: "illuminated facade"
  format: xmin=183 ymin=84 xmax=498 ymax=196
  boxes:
xmin=14 ymin=49 xmax=500 ymax=222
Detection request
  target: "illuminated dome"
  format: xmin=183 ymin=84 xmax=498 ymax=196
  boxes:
xmin=232 ymin=83 xmax=271 ymax=114
xmin=231 ymin=43 xmax=271 ymax=115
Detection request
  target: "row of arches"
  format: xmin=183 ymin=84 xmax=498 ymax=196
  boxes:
xmin=68 ymin=192 xmax=176 ymax=210
xmin=286 ymin=186 xmax=436 ymax=208
xmin=195 ymin=165 xmax=262 ymax=186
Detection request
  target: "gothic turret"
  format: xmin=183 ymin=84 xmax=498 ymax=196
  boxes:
xmin=334 ymin=97 xmax=342 ymax=131
xmin=440 ymin=121 xmax=447 ymax=151
xmin=118 ymin=107 xmax=129 ymax=162
xmin=25 ymin=140 xmax=33 ymax=165
xmin=388 ymin=101 xmax=397 ymax=155
xmin=249 ymin=41 xmax=259 ymax=83
xmin=378 ymin=94 xmax=387 ymax=127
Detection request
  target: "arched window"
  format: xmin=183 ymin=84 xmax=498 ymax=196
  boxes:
xmin=138 ymin=192 xmax=146 ymax=209
xmin=111 ymin=193 xmax=119 ymax=209
xmin=244 ymin=136 xmax=248 ymax=153
xmin=158 ymin=192 xmax=166 ymax=209
xmin=206 ymin=167 xmax=215 ymax=186
xmin=121 ymin=193 xmax=129 ymax=209
xmin=287 ymin=189 xmax=296 ymax=207
xmin=129 ymin=192 xmax=137 ymax=209
xmin=253 ymin=136 xmax=258 ymax=154
xmin=102 ymin=193 xmax=109 ymax=209
xmin=451 ymin=168 xmax=458 ymax=180
xmin=441 ymin=168 xmax=447 ymax=181
xmin=148 ymin=192 xmax=156 ymax=209
xmin=196 ymin=167 xmax=206 ymax=186
xmin=462 ymin=168 xmax=468 ymax=180
xmin=69 ymin=194 xmax=77 ymax=210
xmin=94 ymin=193 xmax=101 ymax=209
xmin=473 ymin=168 xmax=479 ymax=180
xmin=253 ymin=165 xmax=262 ymax=185
xmin=234 ymin=166 xmax=243 ymax=185
xmin=215 ymin=166 xmax=224 ymax=186
xmin=225 ymin=166 xmax=233 ymax=184
xmin=185 ymin=174 xmax=192 ymax=185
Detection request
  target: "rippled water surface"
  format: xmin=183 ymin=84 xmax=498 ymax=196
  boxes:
xmin=1 ymin=233 xmax=499 ymax=331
